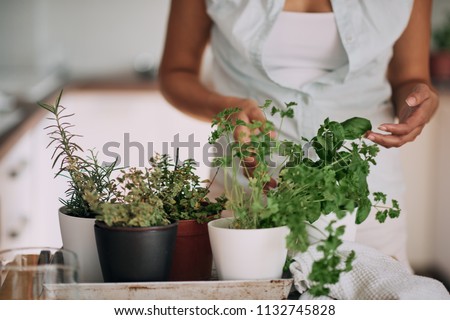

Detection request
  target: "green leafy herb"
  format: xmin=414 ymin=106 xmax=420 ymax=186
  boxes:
xmin=209 ymin=100 xmax=401 ymax=296
xmin=85 ymin=153 xmax=226 ymax=228
xmin=146 ymin=152 xmax=226 ymax=223
xmin=85 ymin=166 xmax=171 ymax=227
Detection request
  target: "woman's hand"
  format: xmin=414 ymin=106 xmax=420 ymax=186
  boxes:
xmin=232 ymin=99 xmax=277 ymax=189
xmin=231 ymin=99 xmax=265 ymax=143
xmin=370 ymin=0 xmax=437 ymax=149
xmin=366 ymin=83 xmax=438 ymax=148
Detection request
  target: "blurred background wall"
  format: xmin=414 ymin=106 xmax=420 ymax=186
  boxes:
xmin=1 ymin=0 xmax=448 ymax=94
xmin=0 ymin=0 xmax=170 ymax=99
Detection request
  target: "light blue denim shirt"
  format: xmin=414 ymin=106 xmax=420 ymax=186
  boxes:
xmin=206 ymin=0 xmax=413 ymax=194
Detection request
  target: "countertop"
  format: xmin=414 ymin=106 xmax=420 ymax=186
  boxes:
xmin=0 ymin=103 xmax=46 ymax=161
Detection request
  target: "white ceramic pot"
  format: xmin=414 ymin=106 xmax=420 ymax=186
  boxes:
xmin=208 ymin=217 xmax=289 ymax=280
xmin=58 ymin=207 xmax=103 ymax=283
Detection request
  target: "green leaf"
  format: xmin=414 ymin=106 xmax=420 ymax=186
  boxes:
xmin=345 ymin=250 xmax=356 ymax=271
xmin=373 ymin=191 xmax=387 ymax=203
xmin=270 ymin=106 xmax=280 ymax=116
xmin=285 ymin=101 xmax=297 ymax=108
xmin=280 ymin=108 xmax=294 ymax=119
xmin=261 ymin=99 xmax=272 ymax=109
xmin=376 ymin=210 xmax=388 ymax=223
xmin=38 ymin=102 xmax=55 ymax=113
xmin=341 ymin=117 xmax=372 ymax=140
xmin=388 ymin=200 xmax=401 ymax=219
xmin=355 ymin=198 xmax=371 ymax=224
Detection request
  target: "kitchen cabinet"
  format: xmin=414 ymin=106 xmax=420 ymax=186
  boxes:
xmin=0 ymin=109 xmax=62 ymax=250
xmin=0 ymin=132 xmax=34 ymax=249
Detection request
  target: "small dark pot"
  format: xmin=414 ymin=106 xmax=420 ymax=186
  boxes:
xmin=169 ymin=219 xmax=214 ymax=281
xmin=94 ymin=221 xmax=178 ymax=282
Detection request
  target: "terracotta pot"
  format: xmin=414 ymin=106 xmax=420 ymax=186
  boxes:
xmin=169 ymin=219 xmax=214 ymax=281
xmin=430 ymin=51 xmax=450 ymax=81
xmin=94 ymin=221 xmax=178 ymax=282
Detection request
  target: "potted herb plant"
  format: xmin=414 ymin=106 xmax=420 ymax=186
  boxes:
xmin=147 ymin=153 xmax=226 ymax=281
xmin=207 ymin=100 xmax=400 ymax=296
xmin=430 ymin=13 xmax=450 ymax=81
xmin=87 ymin=153 xmax=226 ymax=283
xmin=85 ymin=166 xmax=178 ymax=283
xmin=39 ymin=91 xmax=117 ymax=283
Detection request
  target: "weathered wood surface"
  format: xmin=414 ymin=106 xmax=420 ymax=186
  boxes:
xmin=44 ymin=278 xmax=294 ymax=300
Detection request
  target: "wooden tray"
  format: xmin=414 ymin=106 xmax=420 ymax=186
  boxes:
xmin=43 ymin=278 xmax=294 ymax=300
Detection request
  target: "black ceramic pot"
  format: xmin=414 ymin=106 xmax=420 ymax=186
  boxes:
xmin=94 ymin=221 xmax=178 ymax=282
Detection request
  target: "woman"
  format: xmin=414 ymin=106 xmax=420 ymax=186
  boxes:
xmin=159 ymin=0 xmax=438 ymax=269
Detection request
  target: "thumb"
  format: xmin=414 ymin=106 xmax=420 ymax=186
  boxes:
xmin=405 ymin=84 xmax=430 ymax=107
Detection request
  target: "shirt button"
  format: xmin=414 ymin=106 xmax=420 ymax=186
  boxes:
xmin=345 ymin=35 xmax=354 ymax=43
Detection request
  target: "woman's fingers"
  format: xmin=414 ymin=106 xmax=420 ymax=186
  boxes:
xmin=242 ymin=156 xmax=277 ymax=191
xmin=264 ymin=178 xmax=278 ymax=191
xmin=233 ymin=115 xmax=252 ymax=143
xmin=366 ymin=125 xmax=423 ymax=148
xmin=232 ymin=99 xmax=276 ymax=142
xmin=377 ymin=103 xmax=428 ymax=135
xmin=232 ymin=99 xmax=278 ymax=185
xmin=232 ymin=100 xmax=265 ymax=142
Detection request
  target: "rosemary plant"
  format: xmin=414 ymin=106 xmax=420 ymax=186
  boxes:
xmin=39 ymin=90 xmax=117 ymax=218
